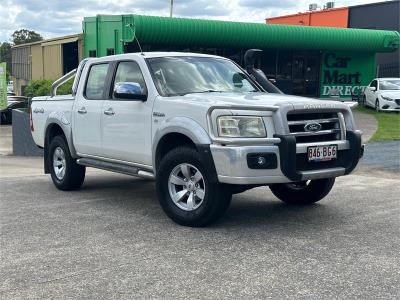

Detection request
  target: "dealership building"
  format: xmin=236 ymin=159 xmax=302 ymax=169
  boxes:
xmin=267 ymin=0 xmax=400 ymax=79
xmin=82 ymin=14 xmax=399 ymax=98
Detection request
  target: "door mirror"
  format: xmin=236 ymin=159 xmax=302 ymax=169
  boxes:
xmin=113 ymin=82 xmax=147 ymax=101
xmin=369 ymin=86 xmax=376 ymax=92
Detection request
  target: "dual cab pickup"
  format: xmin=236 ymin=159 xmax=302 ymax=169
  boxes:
xmin=31 ymin=51 xmax=363 ymax=226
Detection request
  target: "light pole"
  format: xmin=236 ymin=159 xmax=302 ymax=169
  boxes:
xmin=170 ymin=0 xmax=174 ymax=17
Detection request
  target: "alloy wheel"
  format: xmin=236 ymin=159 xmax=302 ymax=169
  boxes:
xmin=168 ymin=163 xmax=206 ymax=211
xmin=53 ymin=146 xmax=66 ymax=180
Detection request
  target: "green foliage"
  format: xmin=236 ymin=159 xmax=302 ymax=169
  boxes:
xmin=23 ymin=78 xmax=74 ymax=98
xmin=12 ymin=29 xmax=43 ymax=45
xmin=0 ymin=42 xmax=12 ymax=74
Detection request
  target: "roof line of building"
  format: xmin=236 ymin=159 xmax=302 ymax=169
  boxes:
xmin=12 ymin=33 xmax=82 ymax=49
xmin=267 ymin=7 xmax=347 ymax=20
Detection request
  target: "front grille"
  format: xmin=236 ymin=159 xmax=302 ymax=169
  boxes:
xmin=287 ymin=112 xmax=342 ymax=143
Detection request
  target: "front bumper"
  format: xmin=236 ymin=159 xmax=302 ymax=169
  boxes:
xmin=379 ymin=99 xmax=400 ymax=111
xmin=210 ymin=130 xmax=363 ymax=185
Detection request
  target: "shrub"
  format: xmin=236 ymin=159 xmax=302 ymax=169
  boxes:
xmin=24 ymin=77 xmax=74 ymax=98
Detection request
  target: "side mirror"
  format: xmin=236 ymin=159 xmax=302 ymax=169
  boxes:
xmin=113 ymin=82 xmax=147 ymax=101
xmin=369 ymin=86 xmax=376 ymax=92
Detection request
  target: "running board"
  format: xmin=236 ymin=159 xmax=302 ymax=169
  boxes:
xmin=76 ymin=158 xmax=155 ymax=180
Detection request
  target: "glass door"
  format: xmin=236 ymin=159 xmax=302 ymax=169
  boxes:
xmin=292 ymin=53 xmax=320 ymax=97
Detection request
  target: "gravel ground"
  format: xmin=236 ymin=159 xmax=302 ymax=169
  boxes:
xmin=361 ymin=141 xmax=400 ymax=173
xmin=1 ymin=156 xmax=400 ymax=299
xmin=1 ymin=110 xmax=399 ymax=299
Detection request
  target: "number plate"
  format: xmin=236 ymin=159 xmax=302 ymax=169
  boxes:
xmin=307 ymin=145 xmax=337 ymax=162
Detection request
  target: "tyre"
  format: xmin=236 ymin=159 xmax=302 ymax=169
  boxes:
xmin=156 ymin=146 xmax=232 ymax=227
xmin=269 ymin=178 xmax=335 ymax=205
xmin=375 ymin=99 xmax=380 ymax=112
xmin=49 ymin=135 xmax=86 ymax=191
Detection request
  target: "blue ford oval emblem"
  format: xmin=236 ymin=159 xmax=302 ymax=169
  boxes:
xmin=304 ymin=122 xmax=322 ymax=132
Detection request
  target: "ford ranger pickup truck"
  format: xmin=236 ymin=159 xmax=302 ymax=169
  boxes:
xmin=30 ymin=51 xmax=363 ymax=227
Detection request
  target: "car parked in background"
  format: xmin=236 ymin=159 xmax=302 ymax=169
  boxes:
xmin=0 ymin=96 xmax=29 ymax=124
xmin=363 ymin=78 xmax=400 ymax=112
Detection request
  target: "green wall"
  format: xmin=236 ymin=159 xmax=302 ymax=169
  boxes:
xmin=320 ymin=51 xmax=376 ymax=98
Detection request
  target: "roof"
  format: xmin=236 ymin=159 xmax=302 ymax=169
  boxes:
xmin=12 ymin=34 xmax=82 ymax=49
xmin=267 ymin=7 xmax=348 ymax=20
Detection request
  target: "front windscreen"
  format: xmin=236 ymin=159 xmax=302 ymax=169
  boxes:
xmin=379 ymin=80 xmax=400 ymax=91
xmin=147 ymin=56 xmax=260 ymax=97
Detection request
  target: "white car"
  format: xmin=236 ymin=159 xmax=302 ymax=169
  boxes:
xmin=363 ymin=78 xmax=400 ymax=112
xmin=30 ymin=52 xmax=363 ymax=227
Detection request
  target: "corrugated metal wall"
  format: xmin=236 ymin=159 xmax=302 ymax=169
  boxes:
xmin=31 ymin=44 xmax=43 ymax=80
xmin=43 ymin=44 xmax=62 ymax=80
xmin=12 ymin=46 xmax=31 ymax=81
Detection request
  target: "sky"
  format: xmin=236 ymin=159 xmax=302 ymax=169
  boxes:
xmin=0 ymin=0 xmax=389 ymax=42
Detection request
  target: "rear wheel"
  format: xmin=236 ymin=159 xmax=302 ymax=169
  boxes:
xmin=49 ymin=136 xmax=85 ymax=191
xmin=156 ymin=146 xmax=231 ymax=227
xmin=269 ymin=178 xmax=335 ymax=205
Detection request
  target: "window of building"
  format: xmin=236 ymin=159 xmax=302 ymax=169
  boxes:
xmin=107 ymin=48 xmax=115 ymax=56
xmin=276 ymin=50 xmax=292 ymax=80
xmin=89 ymin=50 xmax=97 ymax=57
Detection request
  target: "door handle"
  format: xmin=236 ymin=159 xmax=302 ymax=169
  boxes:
xmin=103 ymin=108 xmax=115 ymax=116
xmin=77 ymin=107 xmax=87 ymax=114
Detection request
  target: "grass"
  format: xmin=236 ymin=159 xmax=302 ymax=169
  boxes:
xmin=356 ymin=106 xmax=400 ymax=142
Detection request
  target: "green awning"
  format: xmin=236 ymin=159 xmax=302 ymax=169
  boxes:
xmin=122 ymin=14 xmax=399 ymax=53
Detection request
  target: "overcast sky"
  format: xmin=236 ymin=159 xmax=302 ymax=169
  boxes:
xmin=0 ymin=0 xmax=388 ymax=42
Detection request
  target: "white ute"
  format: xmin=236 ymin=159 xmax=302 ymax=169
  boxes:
xmin=31 ymin=51 xmax=364 ymax=226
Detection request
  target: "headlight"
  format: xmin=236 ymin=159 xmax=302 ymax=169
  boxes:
xmin=381 ymin=95 xmax=393 ymax=101
xmin=217 ymin=116 xmax=266 ymax=138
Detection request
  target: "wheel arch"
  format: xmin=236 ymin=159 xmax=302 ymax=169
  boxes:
xmin=44 ymin=119 xmax=77 ymax=173
xmin=152 ymin=117 xmax=213 ymax=176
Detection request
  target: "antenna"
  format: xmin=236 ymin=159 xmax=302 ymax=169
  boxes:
xmin=126 ymin=23 xmax=143 ymax=55
xmin=170 ymin=0 xmax=174 ymax=17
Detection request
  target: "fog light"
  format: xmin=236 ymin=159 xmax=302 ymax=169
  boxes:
xmin=247 ymin=153 xmax=278 ymax=169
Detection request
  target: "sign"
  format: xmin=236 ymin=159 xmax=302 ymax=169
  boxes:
xmin=320 ymin=51 xmax=376 ymax=98
xmin=0 ymin=63 xmax=6 ymax=110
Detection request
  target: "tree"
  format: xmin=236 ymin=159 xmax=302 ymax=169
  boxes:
xmin=0 ymin=42 xmax=12 ymax=75
xmin=12 ymin=29 xmax=43 ymax=45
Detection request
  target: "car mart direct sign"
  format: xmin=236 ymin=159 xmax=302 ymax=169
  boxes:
xmin=320 ymin=52 xmax=376 ymax=98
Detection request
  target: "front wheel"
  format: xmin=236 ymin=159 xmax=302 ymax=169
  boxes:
xmin=375 ymin=99 xmax=380 ymax=112
xmin=156 ymin=146 xmax=232 ymax=227
xmin=269 ymin=178 xmax=335 ymax=205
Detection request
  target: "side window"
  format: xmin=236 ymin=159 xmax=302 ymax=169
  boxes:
xmin=85 ymin=63 xmax=109 ymax=100
xmin=370 ymin=80 xmax=378 ymax=89
xmin=113 ymin=61 xmax=147 ymax=99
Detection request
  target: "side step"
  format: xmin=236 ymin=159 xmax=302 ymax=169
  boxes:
xmin=77 ymin=158 xmax=155 ymax=180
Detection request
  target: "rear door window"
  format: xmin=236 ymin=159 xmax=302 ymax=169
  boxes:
xmin=85 ymin=63 xmax=109 ymax=100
